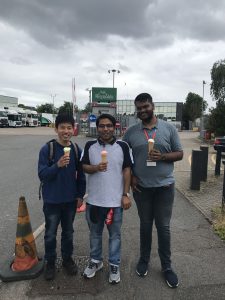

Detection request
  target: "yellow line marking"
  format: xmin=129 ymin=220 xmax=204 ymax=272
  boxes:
xmin=211 ymin=154 xmax=216 ymax=165
xmin=188 ymin=154 xmax=192 ymax=166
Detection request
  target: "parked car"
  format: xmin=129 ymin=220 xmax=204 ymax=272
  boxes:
xmin=214 ymin=136 xmax=225 ymax=152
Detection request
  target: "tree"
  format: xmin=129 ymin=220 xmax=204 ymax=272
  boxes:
xmin=58 ymin=101 xmax=73 ymax=115
xmin=18 ymin=104 xmax=26 ymax=108
xmin=206 ymin=100 xmax=225 ymax=136
xmin=182 ymin=92 xmax=207 ymax=122
xmin=207 ymin=59 xmax=225 ymax=136
xmin=81 ymin=102 xmax=92 ymax=113
xmin=36 ymin=103 xmax=54 ymax=114
xmin=210 ymin=59 xmax=225 ymax=102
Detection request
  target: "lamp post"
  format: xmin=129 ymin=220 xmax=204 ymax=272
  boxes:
xmin=108 ymin=69 xmax=120 ymax=88
xmin=51 ymin=94 xmax=57 ymax=123
xmin=201 ymin=81 xmax=206 ymax=136
xmin=85 ymin=88 xmax=92 ymax=112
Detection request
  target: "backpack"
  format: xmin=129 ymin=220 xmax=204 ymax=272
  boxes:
xmin=39 ymin=139 xmax=79 ymax=200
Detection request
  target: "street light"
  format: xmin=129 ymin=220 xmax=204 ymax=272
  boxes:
xmin=201 ymin=80 xmax=206 ymax=135
xmin=108 ymin=69 xmax=120 ymax=88
xmin=50 ymin=94 xmax=57 ymax=123
xmin=85 ymin=88 xmax=92 ymax=112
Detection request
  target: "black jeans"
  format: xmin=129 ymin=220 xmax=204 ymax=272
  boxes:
xmin=133 ymin=183 xmax=174 ymax=270
xmin=43 ymin=202 xmax=77 ymax=263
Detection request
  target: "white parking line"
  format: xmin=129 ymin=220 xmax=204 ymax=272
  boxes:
xmin=188 ymin=154 xmax=192 ymax=166
xmin=33 ymin=222 xmax=45 ymax=240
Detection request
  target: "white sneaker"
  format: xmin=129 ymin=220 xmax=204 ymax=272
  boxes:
xmin=83 ymin=260 xmax=103 ymax=278
xmin=109 ymin=265 xmax=120 ymax=284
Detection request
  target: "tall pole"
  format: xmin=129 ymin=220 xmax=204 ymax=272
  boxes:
xmin=201 ymin=80 xmax=206 ymax=135
xmin=86 ymin=88 xmax=92 ymax=112
xmin=51 ymin=94 xmax=56 ymax=123
xmin=72 ymin=78 xmax=76 ymax=121
xmin=108 ymin=69 xmax=120 ymax=88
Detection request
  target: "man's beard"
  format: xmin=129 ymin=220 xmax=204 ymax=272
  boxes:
xmin=138 ymin=111 xmax=154 ymax=123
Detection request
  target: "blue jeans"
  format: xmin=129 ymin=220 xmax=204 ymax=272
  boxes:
xmin=86 ymin=204 xmax=123 ymax=266
xmin=133 ymin=183 xmax=174 ymax=270
xmin=43 ymin=202 xmax=77 ymax=263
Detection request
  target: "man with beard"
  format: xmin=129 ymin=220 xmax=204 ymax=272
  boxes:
xmin=81 ymin=113 xmax=132 ymax=284
xmin=123 ymin=93 xmax=183 ymax=288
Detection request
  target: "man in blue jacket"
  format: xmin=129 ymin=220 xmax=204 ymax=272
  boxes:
xmin=38 ymin=113 xmax=86 ymax=280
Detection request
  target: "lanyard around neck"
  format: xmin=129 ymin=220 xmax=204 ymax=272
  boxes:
xmin=143 ymin=128 xmax=157 ymax=141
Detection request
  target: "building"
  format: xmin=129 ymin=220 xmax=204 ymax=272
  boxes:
xmin=116 ymin=99 xmax=183 ymax=122
xmin=0 ymin=95 xmax=18 ymax=108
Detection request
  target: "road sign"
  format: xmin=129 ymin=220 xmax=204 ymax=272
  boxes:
xmin=89 ymin=114 xmax=97 ymax=122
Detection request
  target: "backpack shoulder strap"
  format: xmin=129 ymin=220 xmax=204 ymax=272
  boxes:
xmin=71 ymin=142 xmax=79 ymax=169
xmin=47 ymin=139 xmax=56 ymax=163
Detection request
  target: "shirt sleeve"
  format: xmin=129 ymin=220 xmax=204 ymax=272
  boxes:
xmin=80 ymin=141 xmax=93 ymax=165
xmin=117 ymin=141 xmax=133 ymax=169
xmin=170 ymin=125 xmax=183 ymax=152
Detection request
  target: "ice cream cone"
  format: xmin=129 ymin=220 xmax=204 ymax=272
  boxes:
xmin=148 ymin=139 xmax=155 ymax=153
xmin=101 ymin=150 xmax=108 ymax=163
xmin=64 ymin=147 xmax=71 ymax=157
xmin=64 ymin=147 xmax=71 ymax=167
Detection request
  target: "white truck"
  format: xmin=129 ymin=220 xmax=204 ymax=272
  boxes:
xmin=0 ymin=107 xmax=8 ymax=127
xmin=14 ymin=108 xmax=26 ymax=126
xmin=5 ymin=109 xmax=22 ymax=127
xmin=25 ymin=110 xmax=39 ymax=127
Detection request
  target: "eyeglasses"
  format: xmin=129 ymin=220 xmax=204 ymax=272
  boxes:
xmin=98 ymin=124 xmax=114 ymax=129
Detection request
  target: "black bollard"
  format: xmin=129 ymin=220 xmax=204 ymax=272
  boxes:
xmin=215 ymin=145 xmax=222 ymax=176
xmin=222 ymin=161 xmax=225 ymax=209
xmin=190 ymin=150 xmax=203 ymax=190
xmin=200 ymin=145 xmax=209 ymax=181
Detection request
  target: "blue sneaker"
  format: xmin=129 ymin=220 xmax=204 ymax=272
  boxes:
xmin=163 ymin=269 xmax=179 ymax=288
xmin=136 ymin=258 xmax=148 ymax=277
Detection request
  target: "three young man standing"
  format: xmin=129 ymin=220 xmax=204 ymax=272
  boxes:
xmin=38 ymin=94 xmax=183 ymax=288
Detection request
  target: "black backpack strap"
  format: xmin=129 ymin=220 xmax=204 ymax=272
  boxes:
xmin=47 ymin=139 xmax=56 ymax=165
xmin=73 ymin=142 xmax=79 ymax=168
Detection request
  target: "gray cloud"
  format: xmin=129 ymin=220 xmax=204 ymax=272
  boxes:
xmin=0 ymin=0 xmax=224 ymax=49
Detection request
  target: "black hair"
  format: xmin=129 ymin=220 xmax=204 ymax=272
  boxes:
xmin=96 ymin=113 xmax=116 ymax=127
xmin=134 ymin=93 xmax=153 ymax=105
xmin=55 ymin=113 xmax=75 ymax=128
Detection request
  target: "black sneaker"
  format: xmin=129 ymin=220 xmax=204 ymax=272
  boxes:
xmin=44 ymin=262 xmax=55 ymax=281
xmin=163 ymin=269 xmax=179 ymax=288
xmin=62 ymin=257 xmax=78 ymax=276
xmin=136 ymin=258 xmax=148 ymax=277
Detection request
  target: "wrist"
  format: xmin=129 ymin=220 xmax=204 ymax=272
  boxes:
xmin=161 ymin=154 xmax=166 ymax=161
xmin=123 ymin=192 xmax=131 ymax=197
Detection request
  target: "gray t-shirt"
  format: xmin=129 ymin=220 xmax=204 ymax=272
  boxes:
xmin=81 ymin=138 xmax=133 ymax=207
xmin=123 ymin=119 xmax=183 ymax=188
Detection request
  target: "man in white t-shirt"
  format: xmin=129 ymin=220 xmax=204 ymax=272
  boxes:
xmin=81 ymin=113 xmax=133 ymax=284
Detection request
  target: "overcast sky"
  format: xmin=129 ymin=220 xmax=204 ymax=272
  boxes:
xmin=0 ymin=0 xmax=225 ymax=109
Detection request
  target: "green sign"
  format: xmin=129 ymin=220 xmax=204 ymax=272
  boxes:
xmin=92 ymin=87 xmax=117 ymax=103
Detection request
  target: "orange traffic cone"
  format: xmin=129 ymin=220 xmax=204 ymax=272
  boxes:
xmin=11 ymin=196 xmax=39 ymax=271
xmin=0 ymin=196 xmax=44 ymax=282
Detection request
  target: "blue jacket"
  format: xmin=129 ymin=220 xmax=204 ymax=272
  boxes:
xmin=38 ymin=140 xmax=86 ymax=204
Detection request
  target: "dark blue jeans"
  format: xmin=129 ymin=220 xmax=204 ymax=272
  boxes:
xmin=43 ymin=202 xmax=77 ymax=263
xmin=133 ymin=183 xmax=174 ymax=270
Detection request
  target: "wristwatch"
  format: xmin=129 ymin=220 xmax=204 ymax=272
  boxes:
xmin=123 ymin=192 xmax=131 ymax=197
